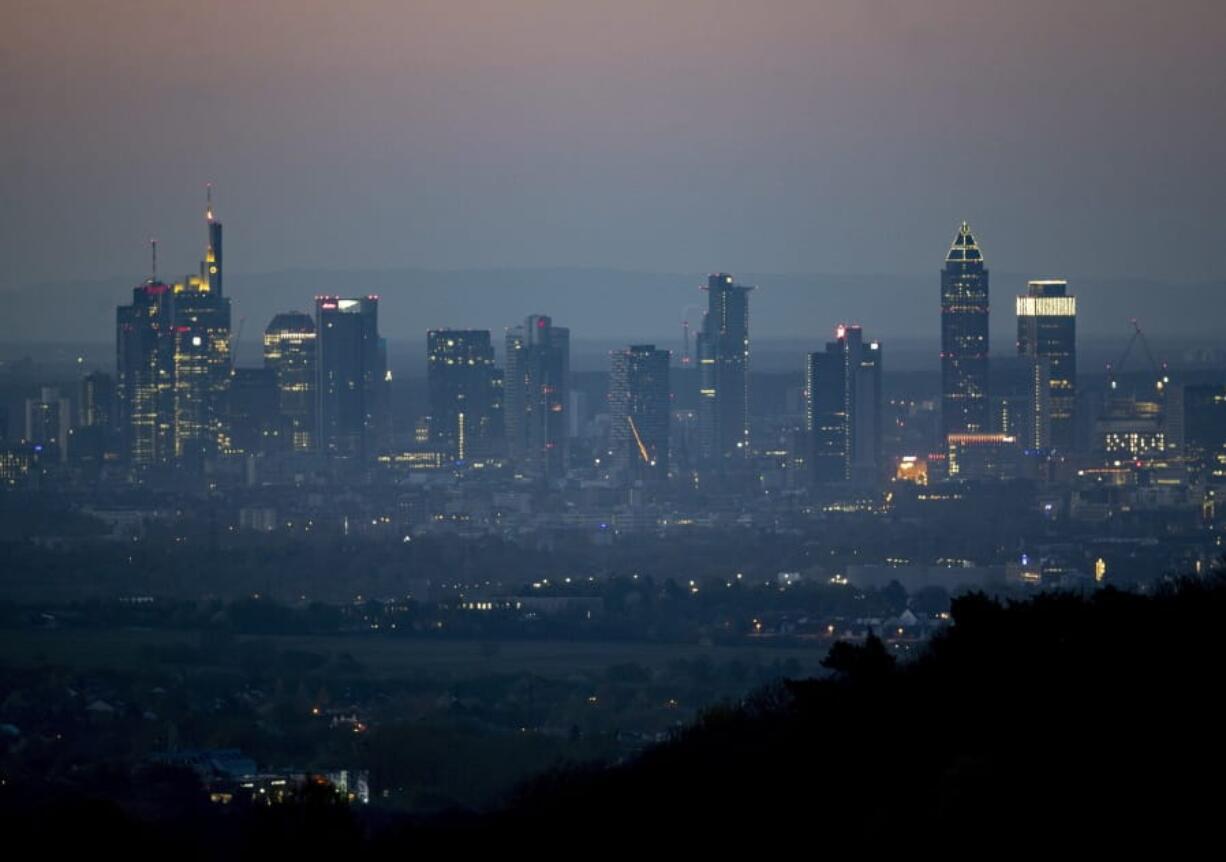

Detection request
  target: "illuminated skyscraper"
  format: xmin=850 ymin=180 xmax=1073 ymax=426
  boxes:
xmin=609 ymin=345 xmax=670 ymax=482
xmin=116 ymin=260 xmax=174 ymax=466
xmin=505 ymin=315 xmax=569 ymax=480
xmin=315 ymin=296 xmax=386 ymax=461
xmin=697 ymin=273 xmax=752 ymax=463
xmin=805 ymin=325 xmax=883 ymax=484
xmin=1017 ymin=279 xmax=1076 ymax=450
xmin=169 ymin=193 xmax=232 ymax=464
xmin=204 ymin=184 xmax=222 ymax=295
xmin=264 ymin=312 xmax=317 ymax=453
xmin=941 ymin=222 xmax=990 ymax=441
xmin=427 ymin=330 xmax=503 ymax=461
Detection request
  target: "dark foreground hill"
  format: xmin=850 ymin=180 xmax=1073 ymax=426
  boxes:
xmin=6 ymin=577 xmax=1226 ymax=854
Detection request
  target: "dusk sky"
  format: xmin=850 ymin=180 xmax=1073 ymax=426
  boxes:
xmin=2 ymin=0 xmax=1224 ymax=289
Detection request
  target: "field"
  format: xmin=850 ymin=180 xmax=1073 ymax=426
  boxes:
xmin=0 ymin=626 xmax=827 ymax=679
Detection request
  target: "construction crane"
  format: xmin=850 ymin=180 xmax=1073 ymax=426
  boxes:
xmin=231 ymin=315 xmax=245 ymax=365
xmin=1105 ymin=319 xmax=1168 ymax=397
xmin=680 ymin=304 xmax=704 ymax=366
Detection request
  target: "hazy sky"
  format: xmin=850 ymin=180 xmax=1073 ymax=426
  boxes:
xmin=2 ymin=0 xmax=1224 ymax=289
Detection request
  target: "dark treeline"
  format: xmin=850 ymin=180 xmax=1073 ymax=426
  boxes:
xmin=491 ymin=576 xmax=1226 ymax=846
xmin=5 ymin=575 xmax=1225 ymax=853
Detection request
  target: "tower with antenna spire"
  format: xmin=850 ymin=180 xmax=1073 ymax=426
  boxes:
xmin=202 ymin=183 xmax=223 ymax=296
xmin=167 ymin=185 xmax=233 ymax=466
xmin=117 ymin=243 xmax=174 ymax=465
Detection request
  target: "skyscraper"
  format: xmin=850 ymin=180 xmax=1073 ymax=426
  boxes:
xmin=169 ymin=196 xmax=232 ymax=464
xmin=1017 ymin=279 xmax=1077 ymax=450
xmin=609 ymin=345 xmax=670 ymax=482
xmin=505 ymin=315 xmax=569 ymax=480
xmin=116 ymin=261 xmax=174 ymax=466
xmin=80 ymin=371 xmax=115 ymax=432
xmin=24 ymin=387 xmax=71 ymax=463
xmin=315 ymin=296 xmax=386 ymax=461
xmin=427 ymin=330 xmax=503 ymax=461
xmin=75 ymin=370 xmax=117 ymax=466
xmin=1176 ymin=384 xmax=1226 ymax=476
xmin=226 ymin=367 xmax=280 ymax=457
xmin=941 ymin=222 xmax=990 ymax=441
xmin=805 ymin=348 xmax=845 ymax=483
xmin=264 ymin=312 xmax=317 ymax=453
xmin=805 ymin=325 xmax=883 ymax=484
xmin=697 ymin=273 xmax=752 ymax=463
xmin=204 ymin=184 xmax=222 ymax=296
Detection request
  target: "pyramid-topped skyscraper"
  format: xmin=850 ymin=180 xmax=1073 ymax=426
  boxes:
xmin=940 ymin=222 xmax=990 ymax=441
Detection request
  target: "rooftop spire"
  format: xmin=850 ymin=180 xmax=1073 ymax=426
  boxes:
xmin=206 ymin=182 xmax=214 ymax=222
xmin=945 ymin=220 xmax=984 ymax=265
xmin=150 ymin=238 xmax=158 ymax=282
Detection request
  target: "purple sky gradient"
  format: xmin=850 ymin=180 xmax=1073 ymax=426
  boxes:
xmin=2 ymin=0 xmax=1224 ymax=288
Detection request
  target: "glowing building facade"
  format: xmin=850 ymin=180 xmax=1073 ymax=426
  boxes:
xmin=169 ymin=197 xmax=232 ymax=464
xmin=941 ymin=222 xmax=990 ymax=441
xmin=116 ymin=276 xmax=174 ymax=466
xmin=264 ymin=312 xmax=317 ymax=453
xmin=947 ymin=433 xmax=1022 ymax=480
xmin=1017 ymin=280 xmax=1077 ymax=450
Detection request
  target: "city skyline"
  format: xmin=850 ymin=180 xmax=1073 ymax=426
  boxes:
xmin=4 ymin=3 xmax=1226 ymax=844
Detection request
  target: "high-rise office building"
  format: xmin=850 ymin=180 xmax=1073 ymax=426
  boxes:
xmin=169 ymin=278 xmax=231 ymax=463
xmin=609 ymin=345 xmax=670 ymax=482
xmin=74 ymin=371 xmax=117 ymax=466
xmin=427 ymin=330 xmax=503 ymax=461
xmin=116 ymin=198 xmax=231 ymax=469
xmin=315 ymin=296 xmax=386 ymax=461
xmin=805 ymin=325 xmax=883 ymax=483
xmin=505 ymin=315 xmax=569 ymax=480
xmin=226 ymin=367 xmax=280 ymax=456
xmin=1017 ymin=279 xmax=1076 ymax=450
xmin=264 ymin=312 xmax=317 ymax=453
xmin=941 ymin=222 xmax=990 ymax=441
xmin=80 ymin=372 xmax=115 ymax=431
xmin=116 ymin=268 xmax=175 ymax=466
xmin=25 ymin=387 xmax=71 ymax=463
xmin=697 ymin=273 xmax=753 ymax=463
xmin=169 ymin=197 xmax=232 ymax=464
xmin=204 ymin=184 xmax=223 ymax=296
xmin=1174 ymin=385 xmax=1226 ymax=473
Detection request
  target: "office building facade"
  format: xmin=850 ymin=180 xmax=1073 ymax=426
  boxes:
xmin=697 ymin=273 xmax=753 ymax=463
xmin=941 ymin=222 xmax=990 ymax=441
xmin=609 ymin=344 xmax=670 ymax=481
xmin=805 ymin=325 xmax=883 ymax=483
xmin=315 ymin=296 xmax=386 ymax=461
xmin=264 ymin=312 xmax=317 ymax=453
xmin=116 ymin=277 xmax=175 ymax=466
xmin=426 ymin=329 xmax=503 ymax=461
xmin=505 ymin=315 xmax=569 ymax=480
xmin=1016 ymin=279 xmax=1076 ymax=450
